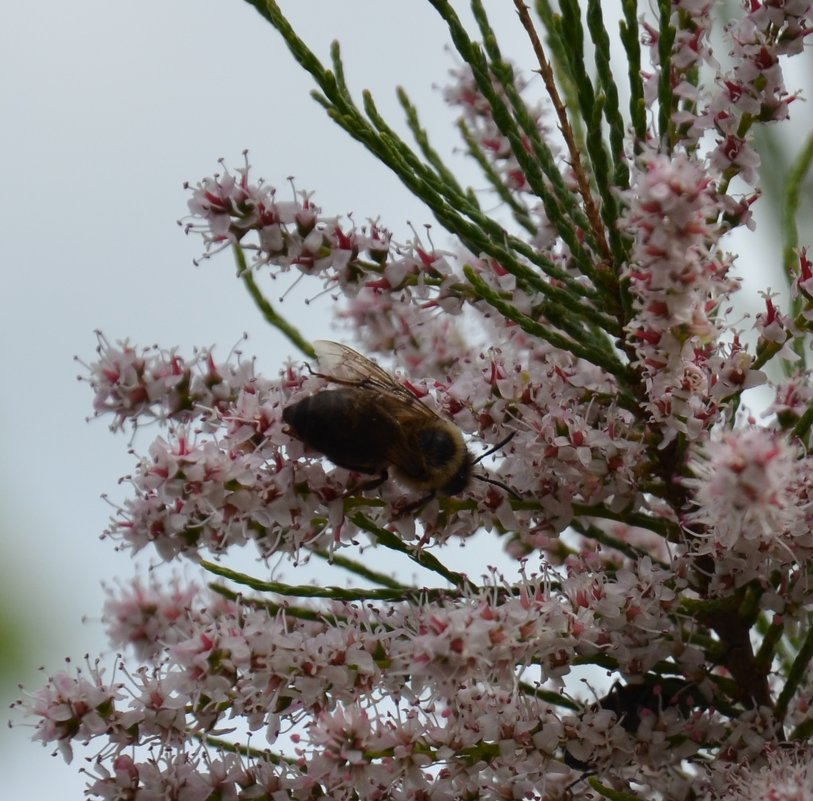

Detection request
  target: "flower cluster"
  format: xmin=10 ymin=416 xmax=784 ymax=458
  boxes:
xmin=683 ymin=427 xmax=813 ymax=594
xmin=90 ymin=325 xmax=659 ymax=562
xmin=82 ymin=332 xmax=257 ymax=432
xmin=654 ymin=0 xmax=807 ymax=182
xmin=619 ymin=149 xmax=763 ymax=443
xmin=701 ymin=746 xmax=813 ymax=801
xmin=20 ymin=569 xmax=722 ymax=798
xmin=183 ymin=155 xmax=470 ymax=307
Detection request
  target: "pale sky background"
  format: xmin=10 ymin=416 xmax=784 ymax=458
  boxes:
xmin=1 ymin=1 xmax=809 ymax=798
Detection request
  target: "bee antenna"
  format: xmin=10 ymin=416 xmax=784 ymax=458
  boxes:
xmin=473 ymin=474 xmax=522 ymax=500
xmin=471 ymin=432 xmax=520 ymax=500
xmin=472 ymin=431 xmax=516 ymax=466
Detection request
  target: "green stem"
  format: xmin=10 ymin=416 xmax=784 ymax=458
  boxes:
xmin=349 ymin=512 xmax=478 ymax=593
xmin=657 ymin=0 xmax=676 ymax=149
xmin=775 ymin=622 xmax=813 ymax=723
xmin=791 ymin=402 xmax=813 ymax=443
xmin=783 ymin=131 xmax=813 ymax=368
xmin=208 ymin=582 xmax=326 ymax=621
xmin=571 ymin=501 xmax=682 ymax=543
xmin=570 ymin=520 xmax=669 ymax=568
xmin=781 ymin=132 xmax=813 ymax=271
xmin=589 ymin=777 xmax=647 ymax=801
xmin=201 ymin=559 xmax=461 ymax=602
xmin=199 ymin=734 xmax=295 ymax=764
xmin=620 ymin=0 xmax=646 ymax=146
xmin=467 ymin=0 xmax=602 ymax=264
xmin=233 ymin=244 xmax=315 ymax=358
xmin=397 ymin=86 xmax=467 ymax=200
xmin=518 ymin=680 xmax=581 ymax=711
xmin=754 ymin=614 xmax=785 ymax=674
xmin=310 ymin=548 xmax=407 ymax=589
xmin=464 ymin=265 xmax=630 ymax=382
xmin=457 ymin=118 xmax=538 ymax=235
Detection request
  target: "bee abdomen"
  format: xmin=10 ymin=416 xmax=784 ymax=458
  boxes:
xmin=282 ymin=389 xmax=394 ymax=475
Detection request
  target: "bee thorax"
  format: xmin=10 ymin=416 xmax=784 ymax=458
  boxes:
xmin=393 ymin=424 xmax=471 ymax=495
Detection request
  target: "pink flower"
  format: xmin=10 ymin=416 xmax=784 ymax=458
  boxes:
xmin=17 ymin=664 xmax=124 ymax=763
xmin=701 ymin=745 xmax=813 ymax=801
xmin=683 ymin=428 xmax=813 ymax=588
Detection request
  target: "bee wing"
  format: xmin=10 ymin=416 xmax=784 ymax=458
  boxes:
xmin=312 ymin=340 xmax=438 ymax=420
xmin=312 ymin=341 xmax=396 ymax=387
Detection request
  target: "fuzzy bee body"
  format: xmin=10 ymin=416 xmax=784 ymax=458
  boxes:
xmin=282 ymin=341 xmax=472 ymax=494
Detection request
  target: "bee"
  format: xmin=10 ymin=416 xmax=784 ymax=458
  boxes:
xmin=282 ymin=340 xmax=516 ymax=498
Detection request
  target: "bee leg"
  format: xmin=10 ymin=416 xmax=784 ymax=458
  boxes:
xmin=345 ymin=471 xmax=389 ymax=496
xmin=409 ymin=493 xmax=441 ymax=548
xmin=394 ymin=491 xmax=436 ymax=519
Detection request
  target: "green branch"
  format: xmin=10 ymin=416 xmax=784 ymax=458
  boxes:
xmin=310 ymin=547 xmax=408 ymax=589
xmin=396 ymin=86 xmax=468 ymax=200
xmin=657 ymin=0 xmax=676 ymax=148
xmin=201 ymin=558 xmax=468 ymax=603
xmin=620 ymin=0 xmax=646 ymax=146
xmin=464 ymin=265 xmax=630 ymax=381
xmin=233 ymin=244 xmax=315 ymax=358
xmin=457 ymin=118 xmax=538 ymax=235
xmin=783 ymin=130 xmax=813 ymax=367
xmin=349 ymin=512 xmax=479 ymax=593
xmin=775 ymin=621 xmax=813 ymax=723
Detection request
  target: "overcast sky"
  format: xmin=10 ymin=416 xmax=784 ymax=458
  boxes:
xmin=1 ymin=1 xmax=809 ymax=797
